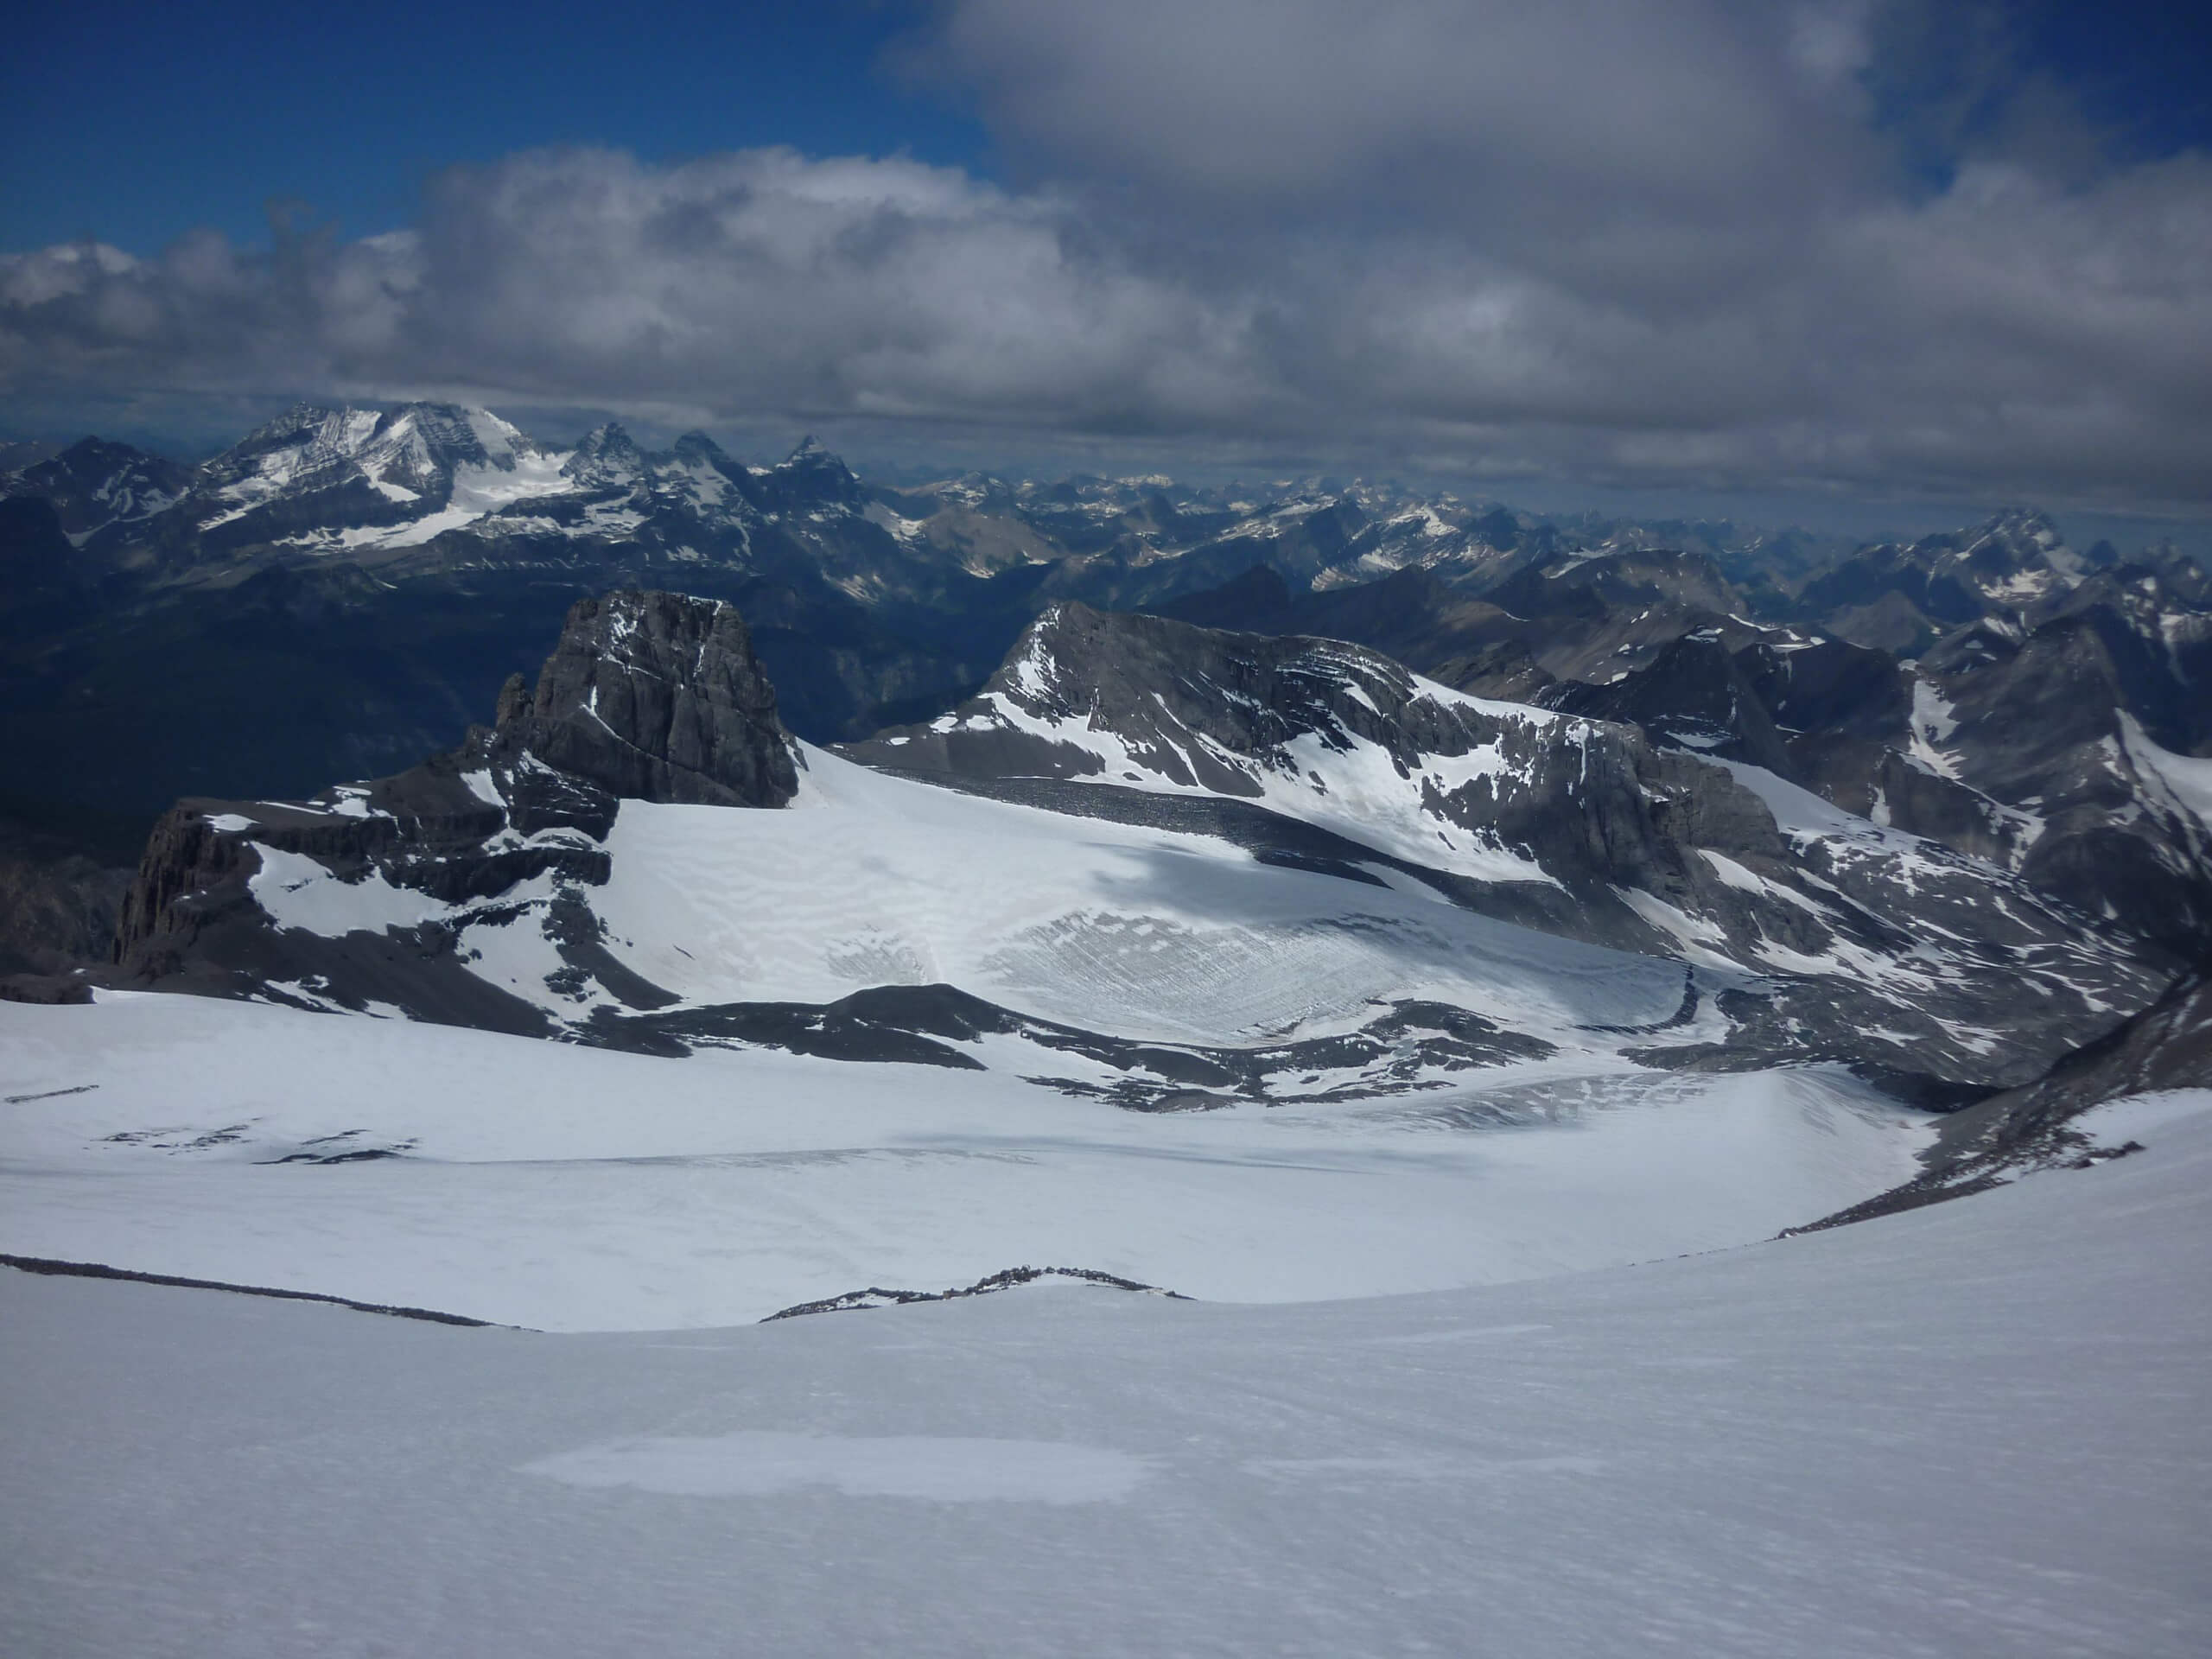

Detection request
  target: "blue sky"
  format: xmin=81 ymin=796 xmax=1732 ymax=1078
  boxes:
xmin=6 ymin=3 xmax=984 ymax=254
xmin=10 ymin=2 xmax=2202 ymax=257
xmin=3 ymin=2 xmax=2208 ymax=523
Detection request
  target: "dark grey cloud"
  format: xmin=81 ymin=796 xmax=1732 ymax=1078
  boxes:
xmin=2 ymin=1 xmax=2208 ymax=513
xmin=908 ymin=0 xmax=1882 ymax=231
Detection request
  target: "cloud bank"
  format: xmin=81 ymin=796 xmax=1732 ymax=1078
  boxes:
xmin=3 ymin=0 xmax=2208 ymax=509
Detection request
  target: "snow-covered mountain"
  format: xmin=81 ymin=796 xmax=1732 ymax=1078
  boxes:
xmin=188 ymin=403 xmax=577 ymax=553
xmin=131 ymin=403 xmax=783 ymax=564
xmin=107 ymin=591 xmax=2159 ymax=1113
xmin=1789 ymin=507 xmax=2157 ymax=654
xmin=3 ymin=435 xmax=192 ymax=541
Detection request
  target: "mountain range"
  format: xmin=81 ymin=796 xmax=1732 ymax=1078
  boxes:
xmin=7 ymin=399 xmax=2209 ymax=979
xmin=5 ymin=407 xmax=2209 ymax=1659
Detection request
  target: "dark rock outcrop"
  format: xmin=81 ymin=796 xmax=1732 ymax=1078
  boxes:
xmin=763 ymin=1265 xmax=1189 ymax=1321
xmin=1787 ymin=972 xmax=2212 ymax=1234
xmin=0 ymin=801 xmax=142 ymax=976
xmin=505 ymin=591 xmax=798 ymax=810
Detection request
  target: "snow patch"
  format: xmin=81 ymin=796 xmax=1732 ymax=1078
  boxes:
xmin=2119 ymin=715 xmax=2212 ymax=836
xmin=248 ymin=846 xmax=446 ymax=937
xmin=521 ymin=1432 xmax=1153 ymax=1503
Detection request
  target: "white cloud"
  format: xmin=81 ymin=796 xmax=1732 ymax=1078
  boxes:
xmin=2 ymin=2 xmax=2207 ymax=511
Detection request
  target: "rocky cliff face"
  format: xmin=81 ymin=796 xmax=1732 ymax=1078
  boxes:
xmin=112 ymin=591 xmax=798 ymax=1001
xmin=507 ymin=591 xmax=798 ymax=810
xmin=0 ymin=807 xmax=138 ymax=988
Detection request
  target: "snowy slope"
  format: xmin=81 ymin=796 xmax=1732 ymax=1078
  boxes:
xmin=3 ymin=1090 xmax=2203 ymax=1658
xmin=176 ymin=731 xmax=1755 ymax=1103
xmin=124 ymin=585 xmax=2161 ymax=1101
xmin=894 ymin=625 xmax=1575 ymax=887
xmin=838 ymin=606 xmax=2159 ymax=1084
xmin=0 ymin=992 xmax=1929 ymax=1329
xmin=587 ymin=744 xmax=1680 ymax=1046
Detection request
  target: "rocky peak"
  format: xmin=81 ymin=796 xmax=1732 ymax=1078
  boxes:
xmin=671 ymin=430 xmax=732 ymax=468
xmin=776 ymin=434 xmax=858 ymax=479
xmin=982 ymin=601 xmax=1427 ymax=776
xmin=32 ymin=435 xmax=168 ymax=486
xmin=759 ymin=434 xmax=866 ymax=515
xmin=382 ymin=404 xmax=533 ymax=470
xmin=1946 ymin=508 xmax=2082 ymax=594
xmin=504 ymin=591 xmax=798 ymax=810
xmin=1967 ymin=505 xmax=2064 ymax=549
xmin=563 ymin=422 xmax=649 ymax=490
xmin=848 ymin=600 xmax=1773 ymax=895
xmin=222 ymin=402 xmax=339 ymax=454
xmin=3 ymin=436 xmax=190 ymax=537
xmin=1792 ymin=508 xmax=2090 ymax=655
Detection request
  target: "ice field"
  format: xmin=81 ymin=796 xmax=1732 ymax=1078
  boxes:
xmin=0 ymin=992 xmax=1927 ymax=1329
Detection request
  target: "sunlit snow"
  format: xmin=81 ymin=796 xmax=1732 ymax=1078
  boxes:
xmin=3 ymin=1089 xmax=2202 ymax=1658
xmin=0 ymin=991 xmax=1929 ymax=1331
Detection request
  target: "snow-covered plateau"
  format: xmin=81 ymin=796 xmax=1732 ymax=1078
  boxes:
xmin=3 ymin=1070 xmax=2204 ymax=1658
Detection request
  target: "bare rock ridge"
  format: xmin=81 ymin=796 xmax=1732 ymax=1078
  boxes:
xmin=847 ymin=601 xmax=1789 ymax=920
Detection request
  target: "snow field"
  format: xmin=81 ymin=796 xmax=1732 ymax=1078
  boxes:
xmin=0 ymin=991 xmax=1929 ymax=1330
xmin=588 ymin=743 xmax=1684 ymax=1045
xmin=3 ymin=1091 xmax=2203 ymax=1658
